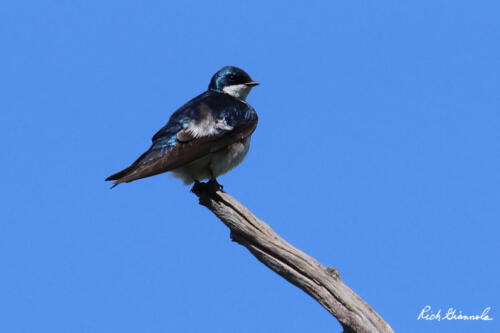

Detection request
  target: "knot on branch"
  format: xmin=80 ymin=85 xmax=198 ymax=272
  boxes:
xmin=326 ymin=266 xmax=342 ymax=281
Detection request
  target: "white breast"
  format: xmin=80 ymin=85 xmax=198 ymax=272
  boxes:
xmin=170 ymin=136 xmax=252 ymax=185
xmin=210 ymin=136 xmax=251 ymax=178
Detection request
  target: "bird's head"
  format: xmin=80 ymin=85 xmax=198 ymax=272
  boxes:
xmin=208 ymin=66 xmax=259 ymax=101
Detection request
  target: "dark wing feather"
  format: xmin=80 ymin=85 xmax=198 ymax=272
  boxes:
xmin=106 ymin=118 xmax=257 ymax=187
xmin=105 ymin=149 xmax=152 ymax=181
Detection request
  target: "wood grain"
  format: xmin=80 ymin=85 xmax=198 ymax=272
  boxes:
xmin=191 ymin=185 xmax=394 ymax=333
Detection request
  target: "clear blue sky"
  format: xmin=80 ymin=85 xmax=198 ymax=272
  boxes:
xmin=1 ymin=1 xmax=499 ymax=332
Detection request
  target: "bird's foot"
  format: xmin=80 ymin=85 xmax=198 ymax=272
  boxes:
xmin=191 ymin=179 xmax=224 ymax=196
xmin=208 ymin=178 xmax=224 ymax=192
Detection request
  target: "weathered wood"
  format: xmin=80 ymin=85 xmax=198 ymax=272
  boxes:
xmin=191 ymin=185 xmax=394 ymax=333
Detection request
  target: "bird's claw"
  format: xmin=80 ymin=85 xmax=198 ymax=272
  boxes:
xmin=191 ymin=179 xmax=224 ymax=195
xmin=208 ymin=179 xmax=224 ymax=192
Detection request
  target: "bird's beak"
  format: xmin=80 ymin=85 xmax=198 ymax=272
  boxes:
xmin=245 ymin=81 xmax=260 ymax=87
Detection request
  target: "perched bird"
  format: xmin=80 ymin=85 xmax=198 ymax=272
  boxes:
xmin=105 ymin=66 xmax=259 ymax=189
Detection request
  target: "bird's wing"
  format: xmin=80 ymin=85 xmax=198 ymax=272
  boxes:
xmin=105 ymin=92 xmax=258 ymax=187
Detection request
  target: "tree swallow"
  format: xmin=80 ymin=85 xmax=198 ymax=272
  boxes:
xmin=105 ymin=66 xmax=259 ymax=189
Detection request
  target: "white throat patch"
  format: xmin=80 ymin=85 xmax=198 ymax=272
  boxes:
xmin=222 ymin=84 xmax=252 ymax=101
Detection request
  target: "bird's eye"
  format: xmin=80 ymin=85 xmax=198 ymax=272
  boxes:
xmin=228 ymin=74 xmax=236 ymax=80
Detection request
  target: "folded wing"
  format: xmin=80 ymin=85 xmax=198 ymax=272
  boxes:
xmin=105 ymin=102 xmax=257 ymax=187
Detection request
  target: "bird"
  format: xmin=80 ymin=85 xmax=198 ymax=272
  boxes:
xmin=105 ymin=66 xmax=259 ymax=190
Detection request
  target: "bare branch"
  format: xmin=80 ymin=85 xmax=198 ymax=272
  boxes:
xmin=191 ymin=184 xmax=394 ymax=333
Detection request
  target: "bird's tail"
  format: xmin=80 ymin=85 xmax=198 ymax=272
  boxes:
xmin=105 ymin=149 xmax=154 ymax=188
xmin=105 ymin=166 xmax=133 ymax=188
xmin=105 ymin=166 xmax=133 ymax=182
